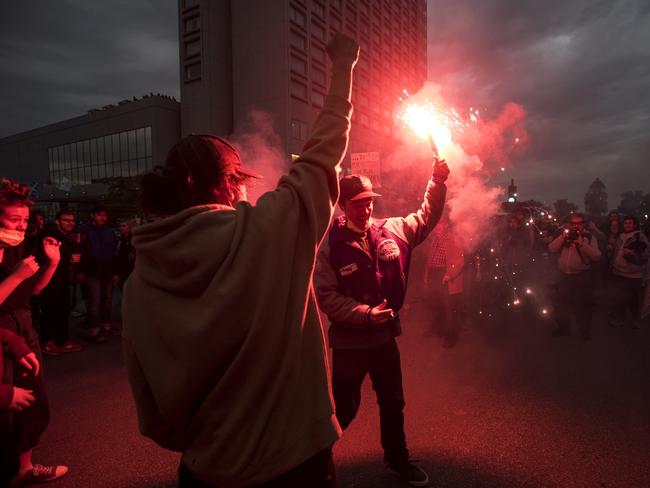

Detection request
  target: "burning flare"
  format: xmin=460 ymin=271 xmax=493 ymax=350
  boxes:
xmin=396 ymin=91 xmax=477 ymax=159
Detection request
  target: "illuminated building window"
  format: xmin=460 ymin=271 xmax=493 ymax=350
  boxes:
xmin=290 ymin=79 xmax=308 ymax=101
xmin=290 ymin=119 xmax=309 ymax=140
xmin=311 ymin=89 xmax=325 ymax=107
xmin=312 ymin=66 xmax=326 ymax=87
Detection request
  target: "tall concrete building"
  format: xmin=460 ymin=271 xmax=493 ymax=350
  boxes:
xmin=179 ymin=0 xmax=427 ymax=159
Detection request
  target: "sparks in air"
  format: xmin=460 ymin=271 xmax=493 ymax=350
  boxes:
xmin=397 ymin=90 xmax=478 ymax=158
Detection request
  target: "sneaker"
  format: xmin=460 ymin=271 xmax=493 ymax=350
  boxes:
xmin=10 ymin=464 xmax=68 ymax=487
xmin=101 ymin=326 xmax=119 ymax=337
xmin=386 ymin=460 xmax=429 ymax=487
xmin=62 ymin=340 xmax=83 ymax=353
xmin=88 ymin=329 xmax=105 ymax=343
xmin=41 ymin=341 xmax=63 ymax=356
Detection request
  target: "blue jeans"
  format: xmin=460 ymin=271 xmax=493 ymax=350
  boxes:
xmin=86 ymin=276 xmax=114 ymax=329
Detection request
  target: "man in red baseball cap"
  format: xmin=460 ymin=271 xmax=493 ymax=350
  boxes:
xmin=315 ymin=157 xmax=450 ymax=487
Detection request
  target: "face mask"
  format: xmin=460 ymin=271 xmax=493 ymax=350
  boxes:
xmin=0 ymin=228 xmax=25 ymax=247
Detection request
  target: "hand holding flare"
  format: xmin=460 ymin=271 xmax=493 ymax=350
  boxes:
xmin=429 ymin=133 xmax=450 ymax=184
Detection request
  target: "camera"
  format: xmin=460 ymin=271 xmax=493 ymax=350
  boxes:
xmin=563 ymin=229 xmax=590 ymax=247
xmin=563 ymin=228 xmax=580 ymax=247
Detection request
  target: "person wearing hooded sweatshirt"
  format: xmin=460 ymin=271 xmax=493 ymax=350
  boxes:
xmin=122 ymin=34 xmax=358 ymax=488
xmin=609 ymin=215 xmax=650 ymax=328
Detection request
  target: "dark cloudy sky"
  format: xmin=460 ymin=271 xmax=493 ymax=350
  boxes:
xmin=1 ymin=1 xmax=648 ymax=207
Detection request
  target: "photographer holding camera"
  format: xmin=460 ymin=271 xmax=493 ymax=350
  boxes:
xmin=548 ymin=213 xmax=602 ymax=340
xmin=609 ymin=215 xmax=649 ymax=328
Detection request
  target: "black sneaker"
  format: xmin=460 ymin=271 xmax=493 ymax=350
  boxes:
xmin=386 ymin=460 xmax=429 ymax=487
xmin=88 ymin=330 xmax=106 ymax=343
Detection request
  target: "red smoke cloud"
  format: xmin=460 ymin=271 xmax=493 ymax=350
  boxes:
xmin=390 ymin=82 xmax=528 ymax=251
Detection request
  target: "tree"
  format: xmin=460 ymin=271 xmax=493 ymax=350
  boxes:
xmin=584 ymin=178 xmax=608 ymax=218
xmin=617 ymin=190 xmax=645 ymax=217
xmin=553 ymin=199 xmax=579 ymax=221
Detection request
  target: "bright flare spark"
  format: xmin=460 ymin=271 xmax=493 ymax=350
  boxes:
xmin=397 ymin=95 xmax=476 ymax=158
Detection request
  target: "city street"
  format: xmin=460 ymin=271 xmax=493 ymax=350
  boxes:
xmin=35 ymin=298 xmax=649 ymax=488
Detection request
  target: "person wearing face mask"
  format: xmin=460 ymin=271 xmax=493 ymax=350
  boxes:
xmin=0 ymin=179 xmax=68 ymax=486
xmin=314 ymin=155 xmax=449 ymax=487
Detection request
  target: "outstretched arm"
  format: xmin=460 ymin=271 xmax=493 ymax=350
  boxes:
xmin=385 ymin=157 xmax=450 ymax=248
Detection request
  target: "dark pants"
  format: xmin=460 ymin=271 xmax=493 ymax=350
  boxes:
xmin=0 ymin=309 xmax=50 ymax=453
xmin=86 ymin=276 xmax=113 ymax=329
xmin=553 ymin=272 xmax=594 ymax=337
xmin=428 ymin=268 xmax=463 ymax=345
xmin=332 ymin=339 xmax=409 ymax=464
xmin=178 ymin=447 xmax=335 ymax=488
xmin=611 ymin=275 xmax=642 ymax=321
xmin=40 ymin=281 xmax=72 ymax=346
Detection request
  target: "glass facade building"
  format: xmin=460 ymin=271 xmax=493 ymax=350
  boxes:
xmin=48 ymin=126 xmax=152 ymax=186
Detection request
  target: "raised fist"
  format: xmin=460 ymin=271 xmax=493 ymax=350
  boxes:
xmin=13 ymin=256 xmax=40 ymax=281
xmin=326 ymin=33 xmax=359 ymax=67
xmin=432 ymin=158 xmax=451 ymax=185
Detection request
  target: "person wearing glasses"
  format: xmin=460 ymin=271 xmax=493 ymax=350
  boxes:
xmin=548 ymin=213 xmax=602 ymax=340
xmin=38 ymin=211 xmax=83 ymax=356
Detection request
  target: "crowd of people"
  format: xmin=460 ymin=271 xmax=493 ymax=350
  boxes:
xmin=420 ymin=207 xmax=650 ymax=347
xmin=1 ymin=32 xmax=648 ymax=488
xmin=0 ymin=196 xmax=135 ymax=486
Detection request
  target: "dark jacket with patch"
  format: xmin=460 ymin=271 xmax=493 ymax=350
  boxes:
xmin=315 ymin=179 xmax=446 ymax=349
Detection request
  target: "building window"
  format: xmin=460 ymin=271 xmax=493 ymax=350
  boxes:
xmin=311 ymin=19 xmax=326 ymax=41
xmin=185 ymin=39 xmax=201 ymax=57
xmin=311 ymin=0 xmax=324 ymax=19
xmin=183 ymin=0 xmax=199 ymax=10
xmin=290 ymin=30 xmax=307 ymax=51
xmin=311 ymin=42 xmax=326 ymax=65
xmin=184 ymin=16 xmax=200 ymax=34
xmin=290 ymin=119 xmax=309 ymax=140
xmin=185 ymin=63 xmax=201 ymax=82
xmin=312 ymin=66 xmax=326 ymax=87
xmin=330 ymin=12 xmax=342 ymax=32
xmin=290 ymin=54 xmax=307 ymax=76
xmin=290 ymin=79 xmax=308 ymax=101
xmin=48 ymin=126 xmax=153 ymax=186
xmin=289 ymin=5 xmax=306 ymax=28
xmin=311 ymin=89 xmax=325 ymax=107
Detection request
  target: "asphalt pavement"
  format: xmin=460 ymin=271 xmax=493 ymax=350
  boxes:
xmin=32 ymin=295 xmax=650 ymax=488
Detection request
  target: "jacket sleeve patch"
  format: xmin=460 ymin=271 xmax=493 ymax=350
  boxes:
xmin=339 ymin=263 xmax=358 ymax=276
xmin=378 ymin=239 xmax=400 ymax=261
